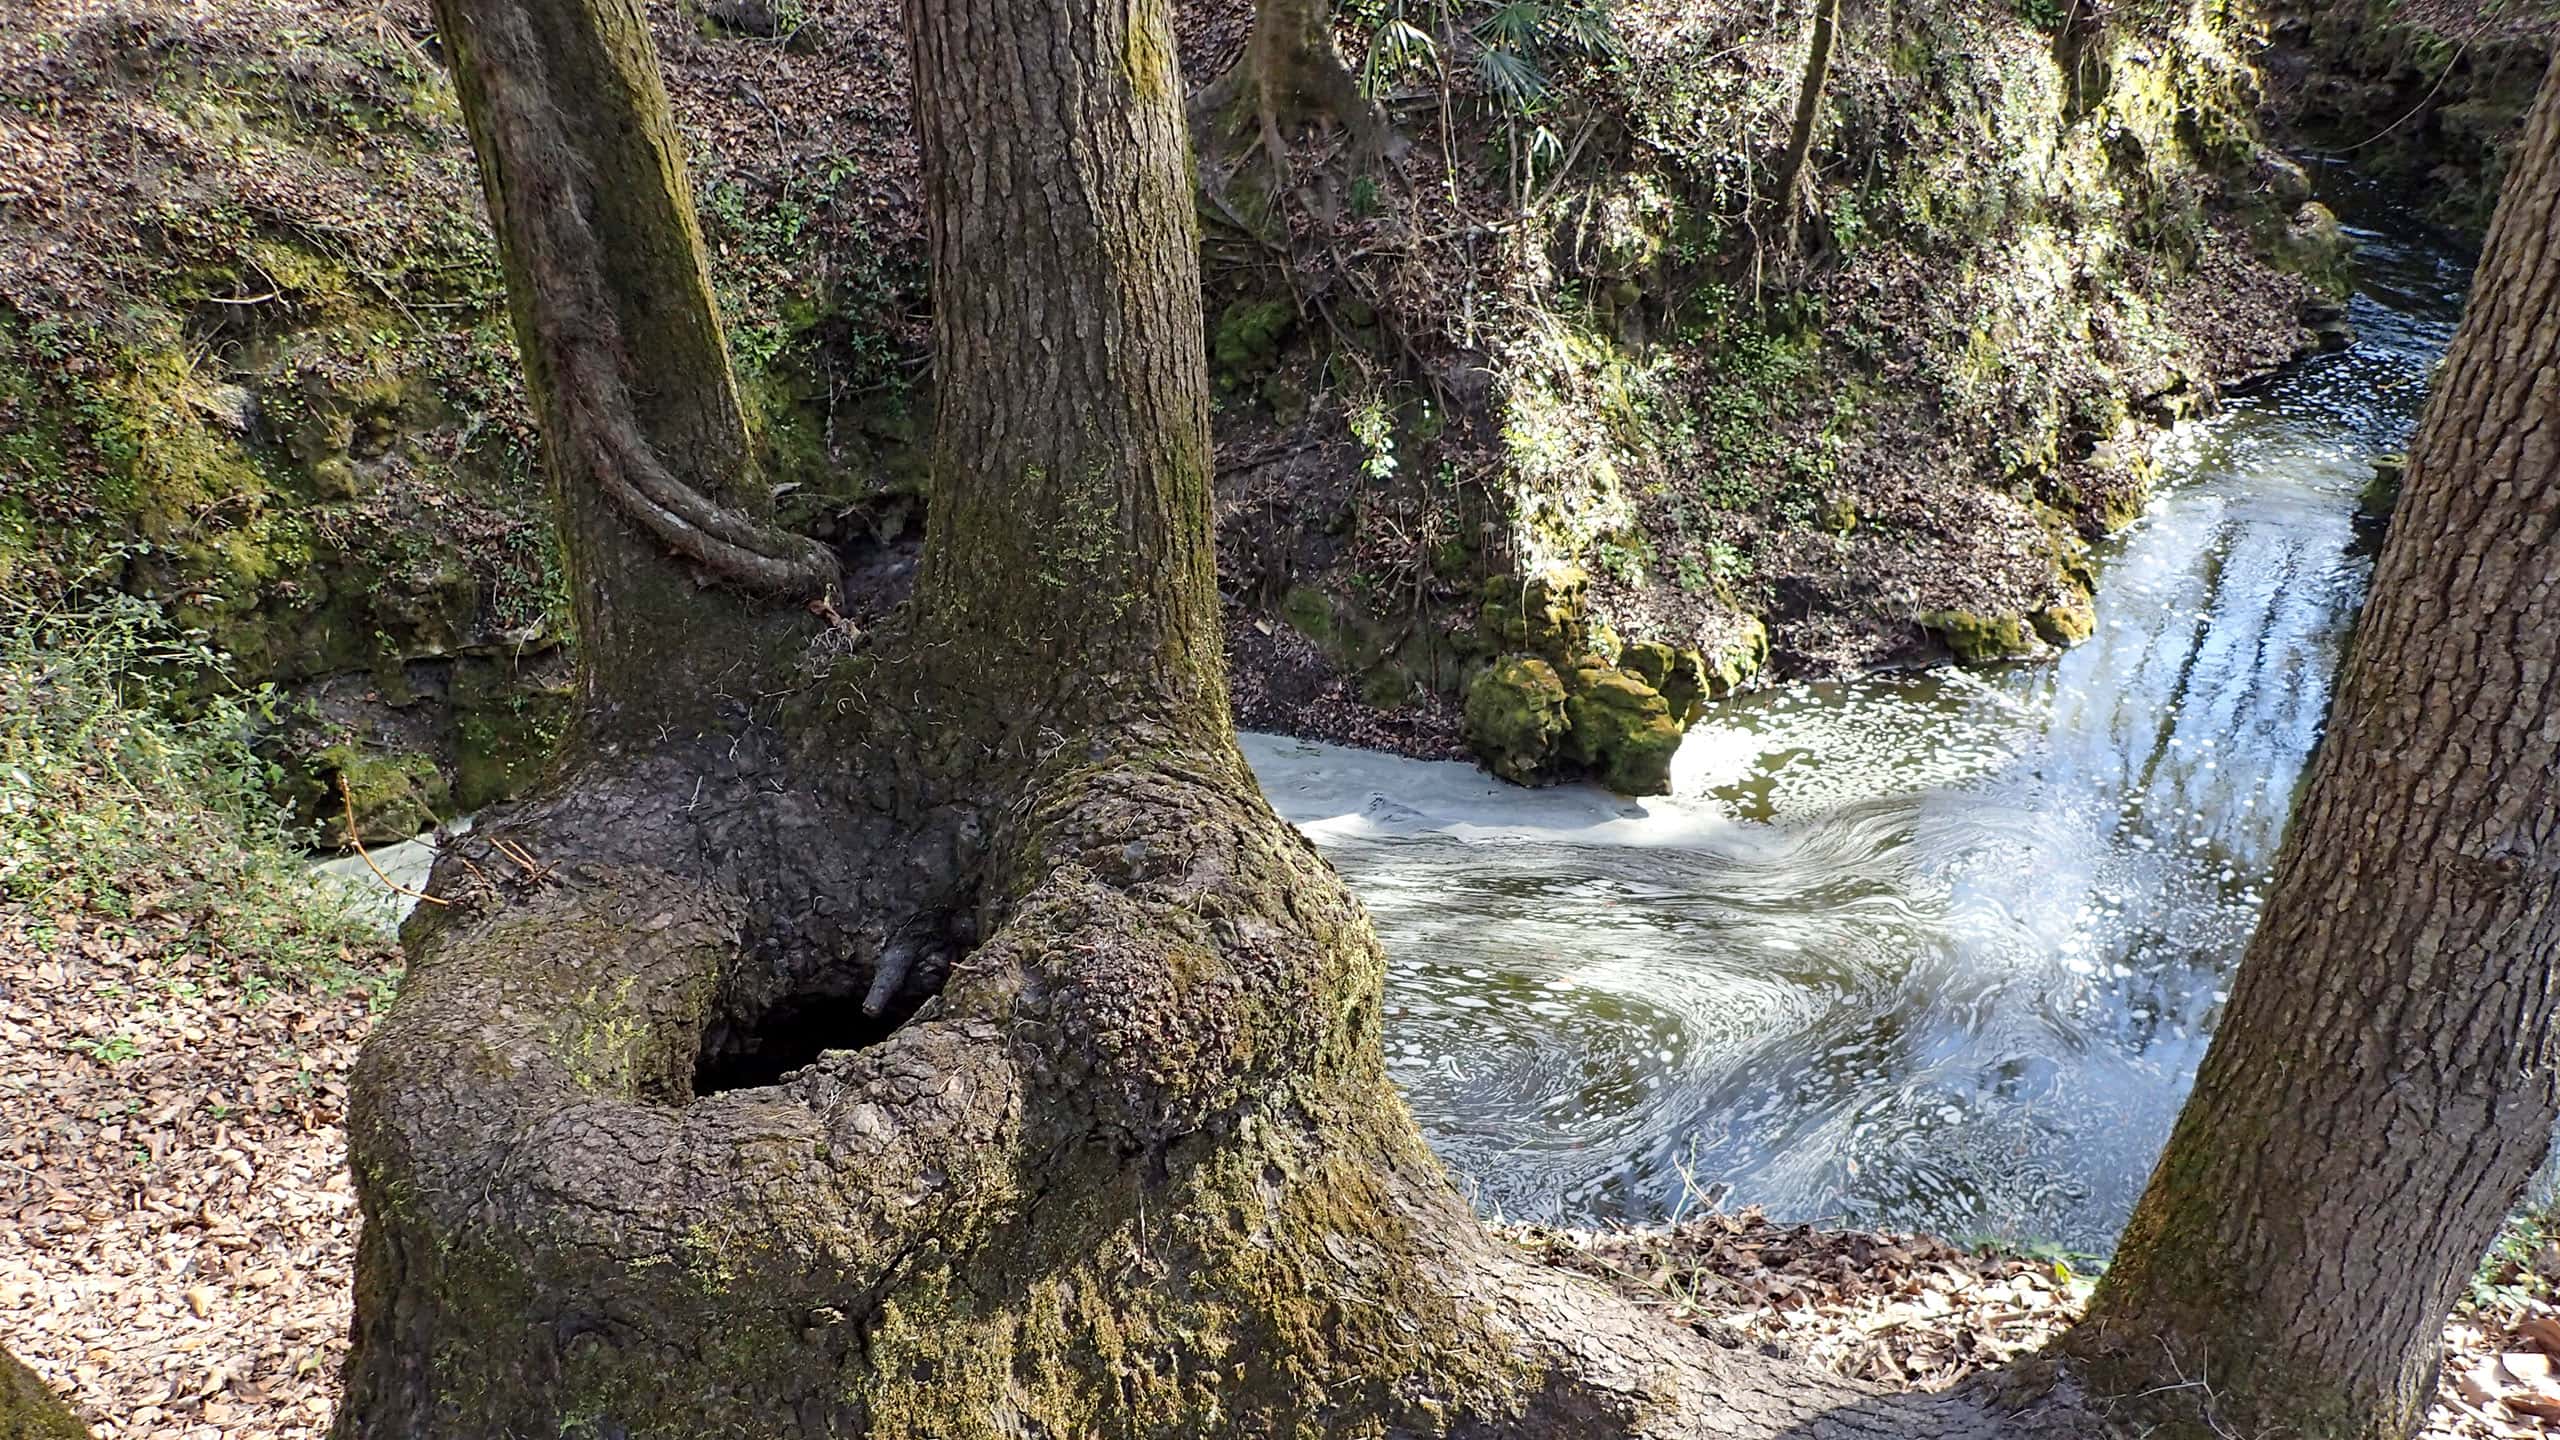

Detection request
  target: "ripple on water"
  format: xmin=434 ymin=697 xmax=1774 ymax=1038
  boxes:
xmin=1245 ymin=207 xmax=2469 ymax=1254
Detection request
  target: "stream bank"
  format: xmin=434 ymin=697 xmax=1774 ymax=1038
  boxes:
xmin=1248 ymin=190 xmax=2468 ymax=1252
xmin=2 ymin=0 xmax=2395 ymax=828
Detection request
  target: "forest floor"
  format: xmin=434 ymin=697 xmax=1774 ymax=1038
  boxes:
xmin=6 ymin=894 xmax=2560 ymax=1439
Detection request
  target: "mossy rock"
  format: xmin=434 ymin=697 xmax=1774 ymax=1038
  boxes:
xmin=1709 ymin=617 xmax=1770 ymax=696
xmin=1211 ymin=299 xmax=1294 ymax=384
xmin=1920 ymin=610 xmax=2042 ymax=666
xmin=1561 ymin=667 xmax=1682 ymax=797
xmin=1477 ymin=566 xmax=1591 ymax=661
xmin=1463 ymin=656 xmax=1570 ymax=784
xmin=2031 ymin=597 xmax=2098 ymax=647
xmin=314 ymin=743 xmax=451 ymax=846
xmin=2358 ymin=453 xmax=2407 ymax=524
xmin=454 ymin=675 xmax=575 ymax=812
xmin=1278 ymin=585 xmax=1340 ymax=647
xmin=1 ymin=1347 xmax=90 ymax=1440
xmin=2272 ymin=202 xmax=2355 ymax=294
xmin=1618 ymin=640 xmax=1675 ymax=691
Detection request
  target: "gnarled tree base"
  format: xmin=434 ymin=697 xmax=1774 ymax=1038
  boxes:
xmin=334 ymin=684 xmax=2118 ymax=1438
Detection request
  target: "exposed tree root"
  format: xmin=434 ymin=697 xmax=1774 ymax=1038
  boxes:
xmin=1191 ymin=0 xmax=1393 ymax=191
xmin=455 ymin=3 xmax=838 ymax=599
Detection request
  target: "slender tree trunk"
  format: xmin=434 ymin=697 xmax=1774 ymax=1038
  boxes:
xmin=0 ymin=1346 xmax=89 ymax=1440
xmin=1193 ymin=0 xmax=1384 ymax=181
xmin=1774 ymin=0 xmax=1842 ymax=222
xmin=433 ymin=0 xmax=834 ymax=736
xmin=2068 ymin=53 xmax=2560 ymax=1440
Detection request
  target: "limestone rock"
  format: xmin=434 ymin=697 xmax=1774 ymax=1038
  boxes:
xmin=1463 ymin=656 xmax=1571 ymax=784
xmin=1920 ymin=610 xmax=2042 ymax=665
xmin=1562 ymin=667 xmax=1682 ymax=797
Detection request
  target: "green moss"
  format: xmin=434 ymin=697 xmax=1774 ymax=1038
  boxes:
xmin=1618 ymin=640 xmax=1675 ymax=690
xmin=0 ymin=1347 xmax=90 ymax=1440
xmin=1462 ymin=655 xmax=1570 ymax=784
xmin=1211 ymin=299 xmax=1295 ymax=384
xmin=1921 ymin=609 xmax=2042 ymax=665
xmin=2031 ymin=597 xmax=2097 ymax=647
xmin=2358 ymin=453 xmax=2406 ymax=523
xmin=453 ymin=687 xmax=573 ymax=812
xmin=1279 ymin=585 xmax=1340 ymax=647
xmin=1561 ymin=667 xmax=1683 ymax=796
xmin=315 ymin=743 xmax=450 ymax=845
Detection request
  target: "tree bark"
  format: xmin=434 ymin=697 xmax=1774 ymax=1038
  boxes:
xmin=905 ymin=0 xmax=1225 ymax=737
xmin=0 ymin=1347 xmax=89 ymax=1440
xmin=333 ymin=0 xmax=2117 ymax=1432
xmin=1774 ymin=0 xmax=1842 ymax=223
xmin=2069 ymin=52 xmax=2560 ymax=1440
xmin=432 ymin=0 xmax=834 ymax=737
xmin=1193 ymin=0 xmax=1384 ymax=181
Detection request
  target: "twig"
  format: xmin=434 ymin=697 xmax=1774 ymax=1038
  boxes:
xmin=489 ymin=834 xmax=549 ymax=881
xmin=338 ymin=779 xmax=448 ymax=908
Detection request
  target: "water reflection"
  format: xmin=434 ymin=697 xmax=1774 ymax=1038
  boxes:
xmin=1245 ymin=208 xmax=2471 ymax=1253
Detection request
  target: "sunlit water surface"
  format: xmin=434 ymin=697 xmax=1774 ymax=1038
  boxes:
xmin=1244 ymin=211 xmax=2470 ymax=1254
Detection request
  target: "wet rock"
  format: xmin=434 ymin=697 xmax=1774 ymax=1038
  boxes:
xmin=2255 ymin=148 xmax=2316 ymax=207
xmin=1463 ymin=655 xmax=1570 ymax=784
xmin=2276 ymin=201 xmax=2355 ymax=291
xmin=2358 ymin=452 xmax=2407 ymax=527
xmin=1920 ymin=610 xmax=2042 ymax=665
xmin=2031 ymin=597 xmax=2097 ymax=647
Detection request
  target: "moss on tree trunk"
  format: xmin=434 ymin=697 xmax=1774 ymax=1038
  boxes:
xmin=0 ymin=1348 xmax=88 ymax=1440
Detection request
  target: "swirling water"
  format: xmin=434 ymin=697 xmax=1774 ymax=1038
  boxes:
xmin=1244 ymin=209 xmax=2473 ymax=1254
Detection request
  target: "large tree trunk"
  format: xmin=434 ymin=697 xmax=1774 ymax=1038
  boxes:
xmin=0 ymin=1346 xmax=88 ymax=1440
xmin=334 ymin=0 xmax=2125 ymax=1434
xmin=2068 ymin=52 xmax=2560 ymax=1440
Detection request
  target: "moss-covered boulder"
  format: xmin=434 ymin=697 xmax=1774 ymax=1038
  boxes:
xmin=1920 ymin=610 xmax=2043 ymax=665
xmin=1211 ymin=298 xmax=1294 ymax=385
xmin=2359 ymin=452 xmax=2407 ymax=524
xmin=1463 ymin=656 xmax=1570 ymax=783
xmin=1479 ymin=567 xmax=1590 ymax=656
xmin=1 ymin=1347 xmax=89 ymax=1440
xmin=2032 ymin=596 xmax=2099 ymax=647
xmin=2273 ymin=201 xmax=2355 ymax=293
xmin=311 ymin=743 xmax=452 ymax=846
xmin=1618 ymin=640 xmax=1676 ymax=691
xmin=1709 ymin=617 xmax=1770 ymax=696
xmin=1562 ymin=667 xmax=1683 ymax=797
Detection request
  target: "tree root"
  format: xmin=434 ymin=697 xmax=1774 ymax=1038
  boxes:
xmin=457 ymin=3 xmax=839 ymax=599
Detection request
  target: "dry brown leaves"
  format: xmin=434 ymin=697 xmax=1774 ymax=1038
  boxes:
xmin=0 ymin=900 xmax=392 ymax=1440
xmin=1517 ymin=1210 xmax=2560 ymax=1438
xmin=9 ymin=890 xmax=2560 ymax=1437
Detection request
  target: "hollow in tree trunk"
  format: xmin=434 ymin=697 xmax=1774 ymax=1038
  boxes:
xmin=2067 ymin=51 xmax=2560 ymax=1440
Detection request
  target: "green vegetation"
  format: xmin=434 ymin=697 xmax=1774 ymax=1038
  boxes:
xmin=0 ymin=581 xmax=385 ymax=994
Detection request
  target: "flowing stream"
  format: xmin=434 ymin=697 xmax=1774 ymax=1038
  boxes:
xmin=1245 ymin=205 xmax=2471 ymax=1254
xmin=321 ymin=200 xmax=2470 ymax=1257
